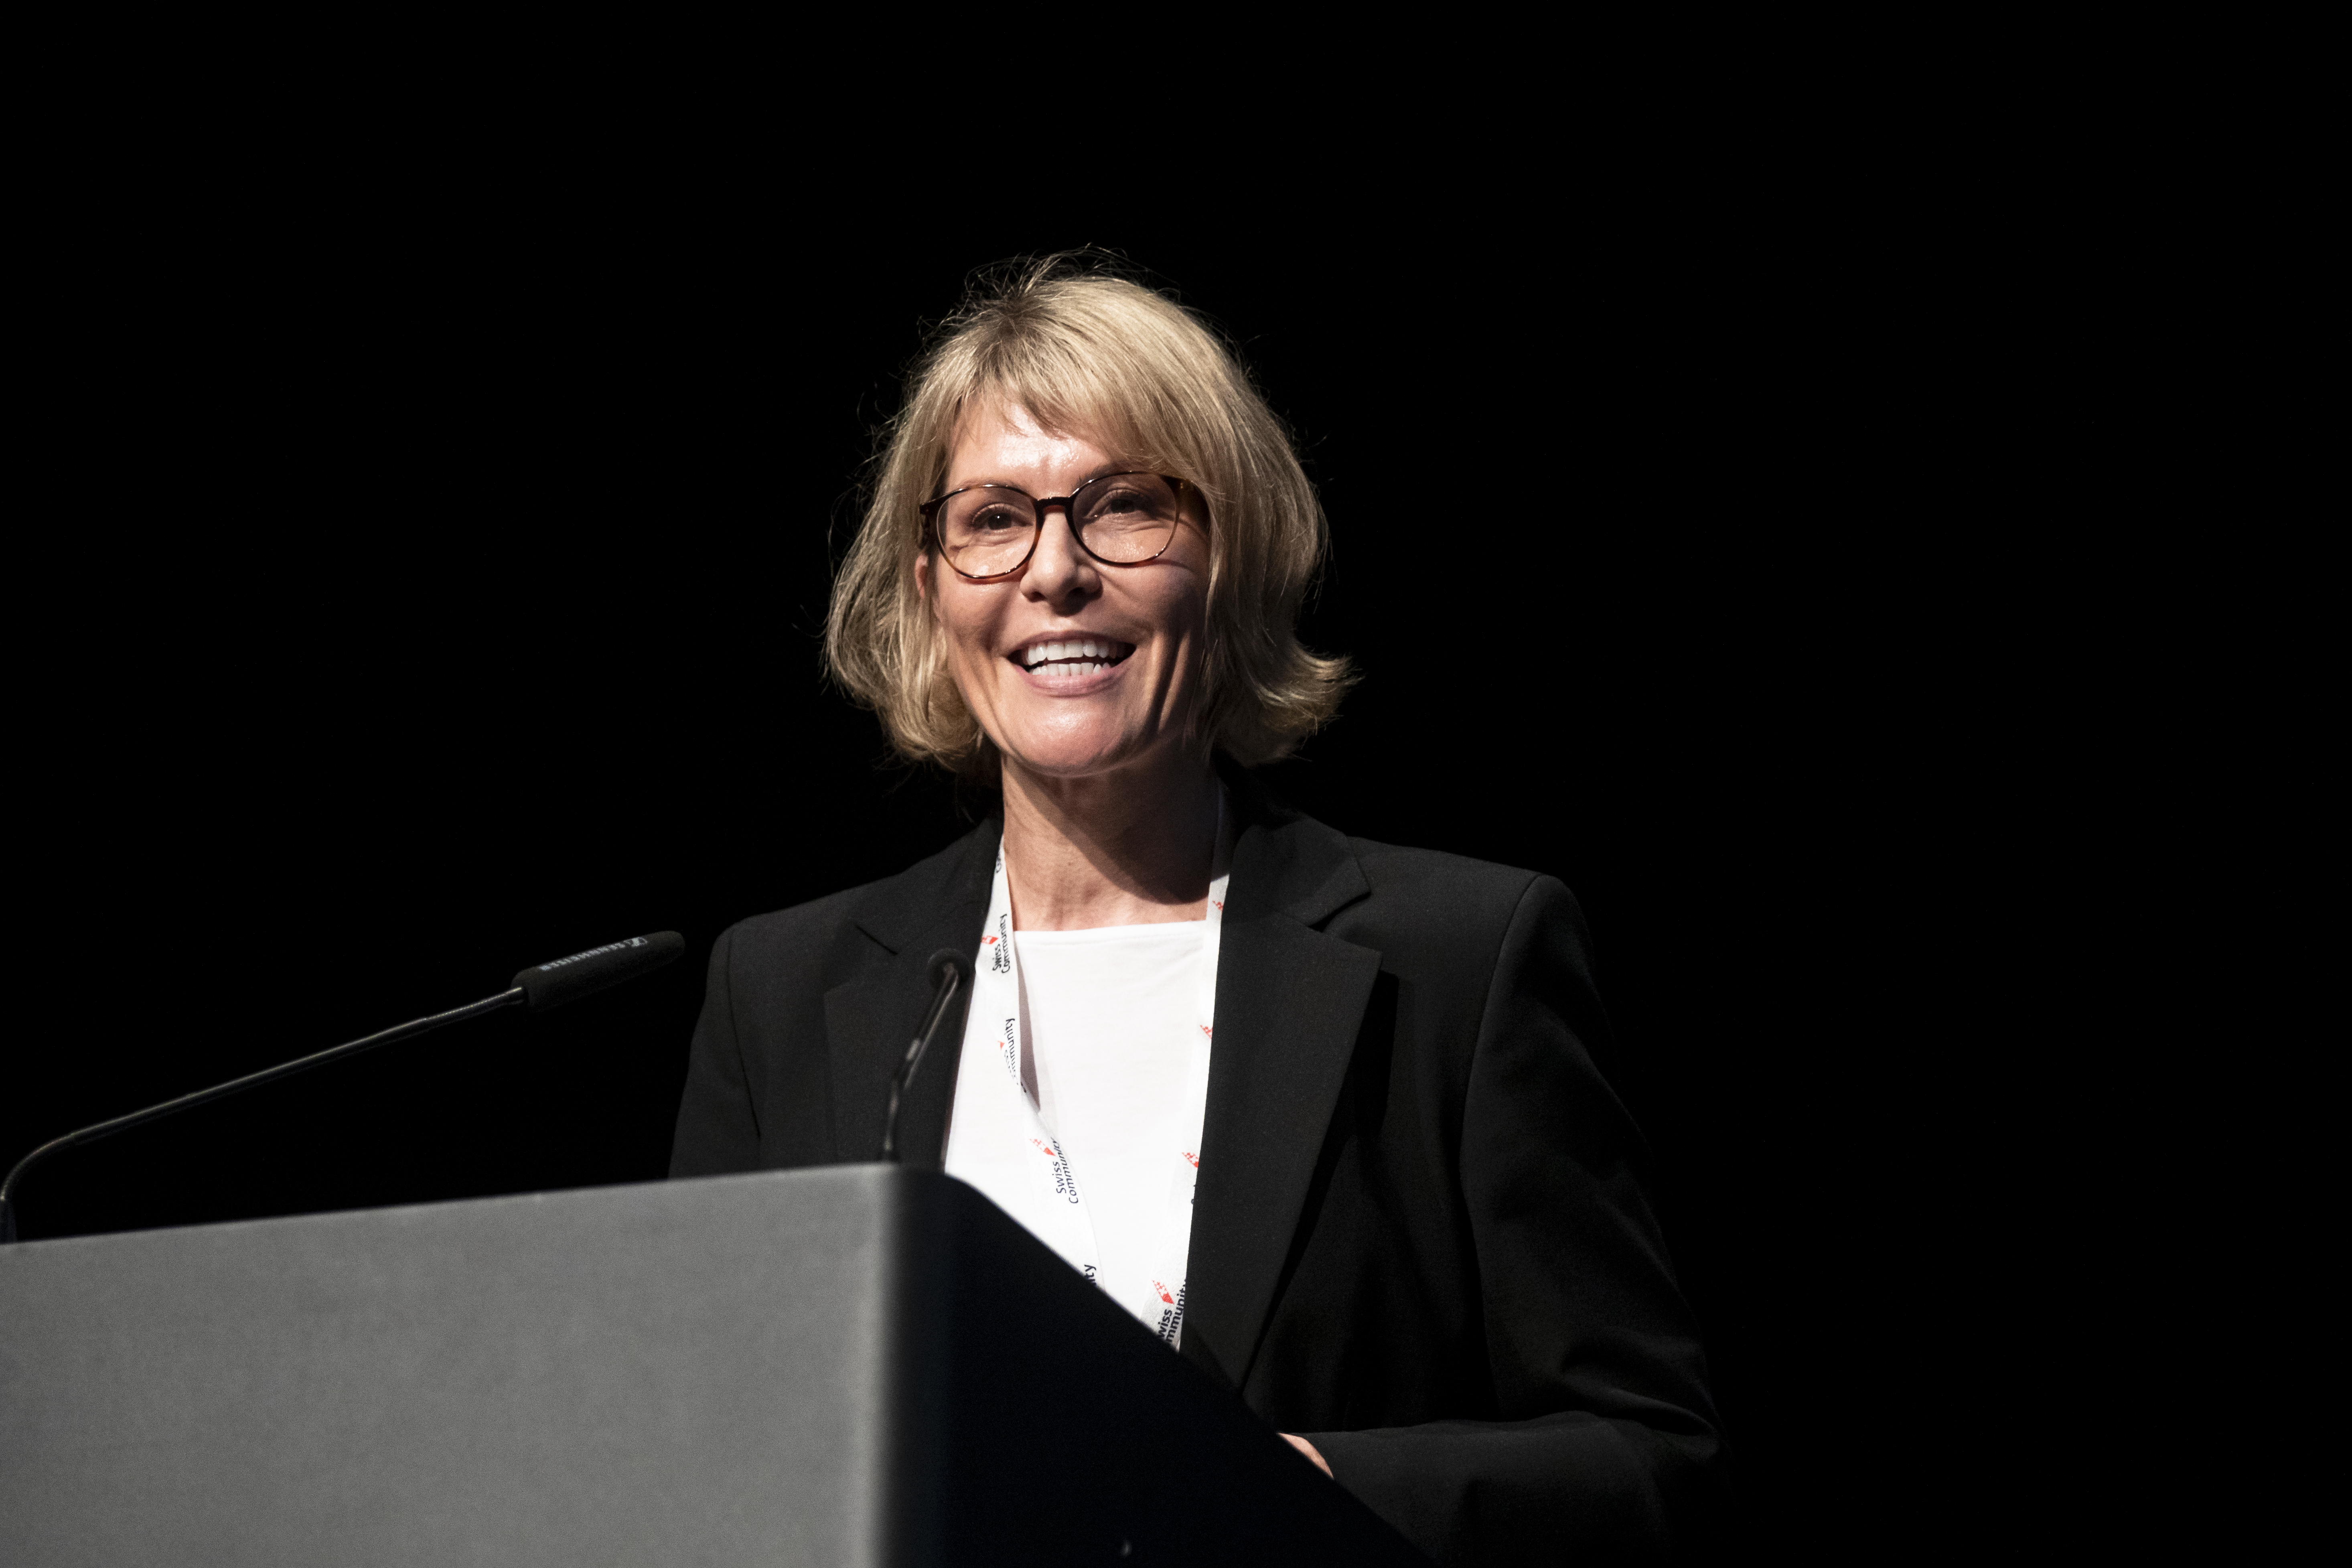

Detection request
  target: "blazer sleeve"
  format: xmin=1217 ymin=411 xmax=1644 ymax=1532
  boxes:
xmin=669 ymin=924 xmax=764 ymax=1177
xmin=1300 ymin=876 xmax=1728 ymax=1563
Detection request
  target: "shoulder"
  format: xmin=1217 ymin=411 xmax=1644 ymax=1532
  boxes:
xmin=1229 ymin=767 xmax=1565 ymax=935
xmin=711 ymin=818 xmax=1001 ymax=992
xmin=1231 ymin=779 xmax=1582 ymax=984
xmin=1344 ymin=835 xmax=1557 ymax=911
xmin=1335 ymin=834 xmax=1584 ymax=976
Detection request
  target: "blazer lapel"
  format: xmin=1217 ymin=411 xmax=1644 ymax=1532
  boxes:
xmin=823 ymin=820 xmax=1000 ymax=1171
xmin=1181 ymin=807 xmax=1379 ymax=1392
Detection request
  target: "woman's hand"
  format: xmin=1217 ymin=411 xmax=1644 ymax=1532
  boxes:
xmin=1280 ymin=1432 xmax=1333 ymax=1477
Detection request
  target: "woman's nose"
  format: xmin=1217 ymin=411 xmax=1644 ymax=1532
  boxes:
xmin=1022 ymin=505 xmax=1098 ymax=605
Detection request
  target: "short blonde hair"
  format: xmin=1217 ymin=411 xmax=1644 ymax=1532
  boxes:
xmin=825 ymin=257 xmax=1353 ymax=778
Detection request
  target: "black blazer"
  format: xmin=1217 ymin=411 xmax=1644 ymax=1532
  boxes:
xmin=671 ymin=786 xmax=1726 ymax=1563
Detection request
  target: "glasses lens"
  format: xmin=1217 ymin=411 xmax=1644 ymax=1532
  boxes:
xmin=1075 ymin=474 xmax=1181 ymax=563
xmin=938 ymin=490 xmax=1038 ymax=576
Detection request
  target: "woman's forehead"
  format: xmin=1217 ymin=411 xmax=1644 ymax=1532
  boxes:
xmin=947 ymin=400 xmax=1120 ymax=479
xmin=954 ymin=397 xmax=1100 ymax=446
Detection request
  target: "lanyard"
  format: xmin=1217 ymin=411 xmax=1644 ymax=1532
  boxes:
xmin=947 ymin=831 xmax=1227 ymax=1346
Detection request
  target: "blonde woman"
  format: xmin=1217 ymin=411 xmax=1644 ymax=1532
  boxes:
xmin=671 ymin=259 xmax=1723 ymax=1558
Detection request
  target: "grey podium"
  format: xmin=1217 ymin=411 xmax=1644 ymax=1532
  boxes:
xmin=0 ymin=1165 xmax=1425 ymax=1566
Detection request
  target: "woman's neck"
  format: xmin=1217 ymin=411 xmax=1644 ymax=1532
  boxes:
xmin=999 ymin=755 xmax=1229 ymax=931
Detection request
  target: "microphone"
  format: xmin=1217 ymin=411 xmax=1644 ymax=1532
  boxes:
xmin=881 ymin=948 xmax=974 ymax=1162
xmin=510 ymin=932 xmax=687 ymax=1011
xmin=0 ymin=931 xmax=686 ymax=1243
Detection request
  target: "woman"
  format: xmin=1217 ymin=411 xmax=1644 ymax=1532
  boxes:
xmin=670 ymin=260 xmax=1725 ymax=1559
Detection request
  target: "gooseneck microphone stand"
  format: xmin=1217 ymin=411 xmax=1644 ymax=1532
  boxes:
xmin=0 ymin=990 xmax=527 ymax=1244
xmin=0 ymin=931 xmax=685 ymax=1243
xmin=882 ymin=949 xmax=975 ymax=1162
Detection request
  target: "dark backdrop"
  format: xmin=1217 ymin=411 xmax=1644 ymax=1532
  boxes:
xmin=16 ymin=195 xmax=1972 ymax=1550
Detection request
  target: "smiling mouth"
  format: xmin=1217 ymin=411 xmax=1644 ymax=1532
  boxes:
xmin=1009 ymin=636 xmax=1136 ymax=679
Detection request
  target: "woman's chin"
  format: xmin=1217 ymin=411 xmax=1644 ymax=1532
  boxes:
xmin=1003 ymin=746 xmax=1136 ymax=782
xmin=998 ymin=723 xmax=1164 ymax=783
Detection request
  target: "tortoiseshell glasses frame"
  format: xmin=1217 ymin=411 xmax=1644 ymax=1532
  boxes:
xmin=918 ymin=472 xmax=1194 ymax=584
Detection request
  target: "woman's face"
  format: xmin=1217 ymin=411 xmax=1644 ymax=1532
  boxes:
xmin=918 ymin=403 xmax=1211 ymax=783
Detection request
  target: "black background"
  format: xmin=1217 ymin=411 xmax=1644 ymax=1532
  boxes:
xmin=14 ymin=175 xmax=1996 ymax=1550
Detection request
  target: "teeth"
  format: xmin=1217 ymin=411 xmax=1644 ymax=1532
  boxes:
xmin=1019 ymin=638 xmax=1126 ymax=670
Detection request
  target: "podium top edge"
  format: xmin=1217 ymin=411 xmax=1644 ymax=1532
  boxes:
xmin=0 ymin=1163 xmax=952 ymax=1258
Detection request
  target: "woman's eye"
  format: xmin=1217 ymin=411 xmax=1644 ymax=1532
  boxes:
xmin=971 ymin=507 xmax=1027 ymax=532
xmin=1090 ymin=489 xmax=1149 ymax=517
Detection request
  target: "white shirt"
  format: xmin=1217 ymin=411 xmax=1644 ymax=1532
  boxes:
xmin=943 ymin=919 xmax=1207 ymax=1326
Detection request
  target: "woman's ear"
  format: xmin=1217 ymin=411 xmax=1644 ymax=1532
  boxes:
xmin=913 ymin=550 xmax=931 ymax=604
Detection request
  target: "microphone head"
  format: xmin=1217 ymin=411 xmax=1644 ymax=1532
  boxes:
xmin=927 ymin=947 xmax=974 ymax=992
xmin=513 ymin=931 xmax=685 ymax=1011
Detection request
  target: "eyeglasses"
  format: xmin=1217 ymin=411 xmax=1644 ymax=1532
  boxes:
xmin=918 ymin=472 xmax=1192 ymax=583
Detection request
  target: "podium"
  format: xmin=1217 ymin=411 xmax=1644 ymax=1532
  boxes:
xmin=0 ymin=1166 xmax=1425 ymax=1565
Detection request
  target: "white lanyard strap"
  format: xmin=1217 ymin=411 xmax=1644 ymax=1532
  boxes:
xmin=954 ymin=811 xmax=1225 ymax=1346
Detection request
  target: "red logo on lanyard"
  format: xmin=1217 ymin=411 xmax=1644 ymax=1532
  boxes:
xmin=1152 ymin=1279 xmax=1176 ymax=1304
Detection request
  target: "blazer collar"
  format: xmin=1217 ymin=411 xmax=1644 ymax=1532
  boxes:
xmin=1219 ymin=768 xmax=1372 ymax=929
xmin=846 ymin=815 xmax=1002 ymax=957
xmin=1179 ymin=779 xmax=1383 ymax=1392
xmin=823 ymin=817 xmax=1001 ymax=1170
